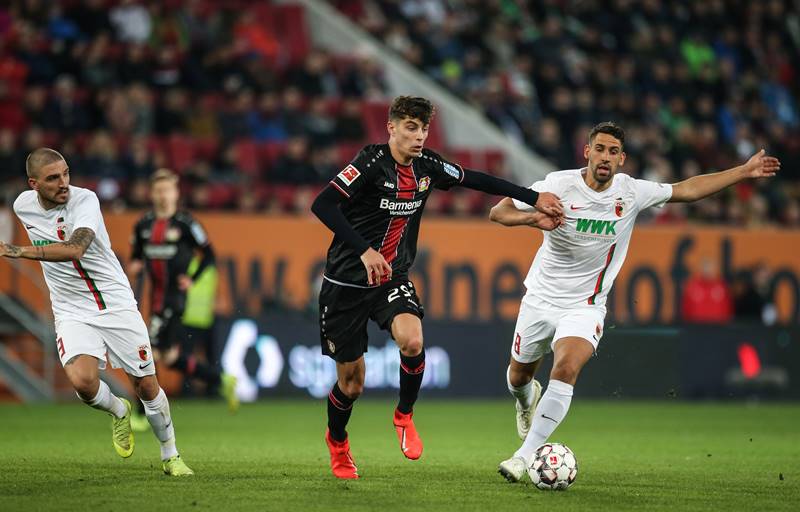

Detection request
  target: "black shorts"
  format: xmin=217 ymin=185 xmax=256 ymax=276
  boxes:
xmin=319 ymin=277 xmax=424 ymax=363
xmin=148 ymin=307 xmax=184 ymax=349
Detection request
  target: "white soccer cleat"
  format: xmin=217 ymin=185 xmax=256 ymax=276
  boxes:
xmin=498 ymin=456 xmax=528 ymax=483
xmin=515 ymin=379 xmax=542 ymax=440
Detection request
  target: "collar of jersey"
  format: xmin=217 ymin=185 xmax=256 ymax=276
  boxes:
xmin=576 ymin=168 xmax=618 ymax=199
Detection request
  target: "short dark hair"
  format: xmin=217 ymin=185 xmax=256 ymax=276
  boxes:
xmin=26 ymin=148 xmax=65 ymax=178
xmin=589 ymin=122 xmax=625 ymax=148
xmin=389 ymin=96 xmax=435 ymax=125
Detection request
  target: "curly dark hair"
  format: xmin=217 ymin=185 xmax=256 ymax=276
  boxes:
xmin=589 ymin=122 xmax=625 ymax=148
xmin=389 ymin=96 xmax=435 ymax=125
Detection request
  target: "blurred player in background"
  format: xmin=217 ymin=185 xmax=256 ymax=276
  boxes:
xmin=181 ymin=255 xmax=221 ymax=398
xmin=128 ymin=169 xmax=237 ymax=431
xmin=1 ymin=148 xmax=194 ymax=476
xmin=490 ymin=122 xmax=780 ymax=482
xmin=311 ymin=95 xmax=563 ymax=479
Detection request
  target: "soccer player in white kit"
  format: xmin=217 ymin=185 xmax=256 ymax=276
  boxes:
xmin=0 ymin=148 xmax=194 ymax=476
xmin=490 ymin=123 xmax=780 ymax=482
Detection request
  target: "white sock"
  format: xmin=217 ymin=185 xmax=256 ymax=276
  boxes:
xmin=506 ymin=366 xmax=533 ymax=409
xmin=141 ymin=388 xmax=179 ymax=460
xmin=514 ymin=379 xmax=573 ymax=462
xmin=82 ymin=380 xmax=127 ymax=419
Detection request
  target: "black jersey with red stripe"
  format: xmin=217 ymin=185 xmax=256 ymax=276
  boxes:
xmin=131 ymin=210 xmax=210 ymax=313
xmin=325 ymin=144 xmax=464 ymax=287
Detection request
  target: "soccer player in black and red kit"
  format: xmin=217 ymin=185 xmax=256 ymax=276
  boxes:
xmin=311 ymin=96 xmax=563 ymax=479
xmin=128 ymin=169 xmax=237 ymax=430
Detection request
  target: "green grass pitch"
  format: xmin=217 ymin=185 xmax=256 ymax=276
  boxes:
xmin=1 ymin=400 xmax=798 ymax=511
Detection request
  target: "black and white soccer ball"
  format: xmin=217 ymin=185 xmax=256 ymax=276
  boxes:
xmin=528 ymin=443 xmax=578 ymax=490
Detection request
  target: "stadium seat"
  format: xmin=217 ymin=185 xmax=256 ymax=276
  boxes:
xmin=194 ymin=136 xmax=221 ymax=161
xmin=336 ymin=142 xmax=364 ymax=167
xmin=232 ymin=139 xmax=261 ymax=177
xmin=166 ymin=134 xmax=195 ymax=173
xmin=260 ymin=142 xmax=287 ymax=171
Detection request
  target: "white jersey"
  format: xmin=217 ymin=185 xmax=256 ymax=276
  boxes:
xmin=514 ymin=169 xmax=672 ymax=309
xmin=13 ymin=186 xmax=137 ymax=320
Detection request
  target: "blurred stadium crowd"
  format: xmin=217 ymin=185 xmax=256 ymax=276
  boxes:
xmin=0 ymin=0 xmax=798 ymax=225
xmin=340 ymin=0 xmax=800 ymax=226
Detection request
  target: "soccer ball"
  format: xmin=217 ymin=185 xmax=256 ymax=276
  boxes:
xmin=528 ymin=443 xmax=578 ymax=490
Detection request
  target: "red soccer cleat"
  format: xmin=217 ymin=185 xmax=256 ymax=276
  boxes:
xmin=393 ymin=409 xmax=423 ymax=460
xmin=325 ymin=429 xmax=359 ymax=479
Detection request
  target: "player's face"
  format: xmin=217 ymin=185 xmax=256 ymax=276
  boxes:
xmin=388 ymin=116 xmax=429 ymax=161
xmin=584 ymin=133 xmax=626 ymax=183
xmin=151 ymin=180 xmax=179 ymax=210
xmin=31 ymin=160 xmax=70 ymax=205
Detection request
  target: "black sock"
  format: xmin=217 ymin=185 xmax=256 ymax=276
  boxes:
xmin=327 ymin=383 xmax=355 ymax=442
xmin=398 ymin=349 xmax=425 ymax=414
xmin=172 ymin=355 xmax=222 ymax=387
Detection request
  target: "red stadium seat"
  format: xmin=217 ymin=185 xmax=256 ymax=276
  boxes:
xmin=272 ymin=185 xmax=299 ymax=212
xmin=206 ymin=183 xmax=238 ymax=208
xmin=447 ymin=148 xmax=476 ymax=170
xmin=260 ymin=142 xmax=287 ymax=171
xmin=194 ymin=136 xmax=220 ymax=161
xmin=232 ymin=139 xmax=260 ymax=177
xmin=166 ymin=134 xmax=195 ymax=172
xmin=362 ymin=101 xmax=390 ymax=142
xmin=484 ymin=149 xmax=505 ymax=176
xmin=0 ymin=100 xmax=28 ymax=133
xmin=277 ymin=5 xmax=310 ymax=66
xmin=336 ymin=142 xmax=364 ymax=167
xmin=146 ymin=136 xmax=166 ymax=156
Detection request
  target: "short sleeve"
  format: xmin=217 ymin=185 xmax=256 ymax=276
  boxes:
xmin=185 ymin=216 xmax=209 ymax=247
xmin=511 ymin=178 xmax=551 ymax=212
xmin=71 ymin=191 xmax=101 ymax=233
xmin=329 ymin=149 xmax=374 ymax=200
xmin=634 ymin=179 xmax=673 ymax=211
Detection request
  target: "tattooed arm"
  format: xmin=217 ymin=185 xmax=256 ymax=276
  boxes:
xmin=0 ymin=228 xmax=96 ymax=261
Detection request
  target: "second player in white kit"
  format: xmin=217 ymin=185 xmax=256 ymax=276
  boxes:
xmin=490 ymin=123 xmax=781 ymax=483
xmin=0 ymin=148 xmax=194 ymax=476
xmin=509 ymin=168 xmax=672 ymax=363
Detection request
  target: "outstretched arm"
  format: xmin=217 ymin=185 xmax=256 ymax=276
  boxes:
xmin=460 ymin=169 xmax=563 ymax=217
xmin=0 ymin=227 xmax=95 ymax=261
xmin=670 ymin=150 xmax=780 ymax=203
xmin=489 ymin=197 xmax=562 ymax=230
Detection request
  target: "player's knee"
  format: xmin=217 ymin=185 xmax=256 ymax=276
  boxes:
xmin=550 ymin=361 xmax=580 ymax=384
xmin=508 ymin=370 xmax=532 ymax=388
xmin=134 ymin=375 xmax=160 ymax=400
xmin=71 ymin=374 xmax=99 ymax=399
xmin=339 ymin=380 xmax=364 ymax=399
xmin=398 ymin=335 xmax=423 ymax=356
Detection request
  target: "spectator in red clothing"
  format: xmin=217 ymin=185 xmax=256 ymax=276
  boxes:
xmin=681 ymin=257 xmax=734 ymax=324
xmin=233 ymin=11 xmax=279 ymax=63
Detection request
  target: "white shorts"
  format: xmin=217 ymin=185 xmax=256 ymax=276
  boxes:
xmin=510 ymin=295 xmax=606 ymax=364
xmin=54 ymin=308 xmax=155 ymax=377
